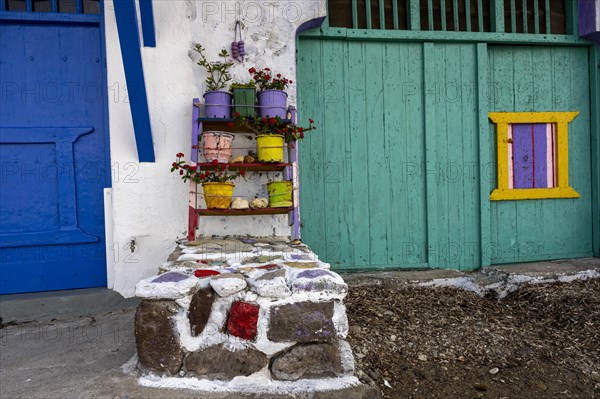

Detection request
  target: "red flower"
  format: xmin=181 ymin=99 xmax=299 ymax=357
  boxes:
xmin=228 ymin=122 xmax=234 ymax=128
xmin=290 ymin=80 xmax=293 ymax=84
xmin=264 ymin=67 xmax=270 ymax=71
xmin=211 ymin=159 xmax=219 ymax=165
xmin=262 ymin=118 xmax=267 ymax=124
xmin=176 ymin=152 xmax=184 ymax=157
xmin=199 ymin=173 xmax=205 ymax=179
xmin=172 ymin=162 xmax=177 ymax=167
xmin=276 ymin=73 xmax=281 ymax=78
xmin=269 ymin=118 xmax=276 ymax=125
xmin=179 ymin=170 xmax=183 ymax=175
xmin=248 ymin=67 xmax=256 ymax=74
xmin=309 ymin=119 xmax=314 ymax=124
xmin=235 ymin=112 xmax=240 ymax=117
xmin=300 ymin=132 xmax=304 ymax=138
xmin=265 ymin=75 xmax=271 ymax=80
xmin=240 ymin=170 xmax=246 ymax=176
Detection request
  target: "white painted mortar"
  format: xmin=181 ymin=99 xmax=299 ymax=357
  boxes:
xmin=103 ymin=1 xmax=326 ymax=297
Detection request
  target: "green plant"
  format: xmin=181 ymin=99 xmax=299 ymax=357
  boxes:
xmin=230 ymin=80 xmax=256 ymax=91
xmin=234 ymin=113 xmax=316 ymax=143
xmin=171 ymin=155 xmax=245 ymax=183
xmin=194 ymin=44 xmax=234 ymax=92
xmin=248 ymin=67 xmax=292 ymax=91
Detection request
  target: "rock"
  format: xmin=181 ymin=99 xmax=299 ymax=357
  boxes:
xmin=249 ymin=197 xmax=268 ymax=209
xmin=193 ymin=269 xmax=220 ymax=278
xmin=135 ymin=300 xmax=184 ymax=375
xmin=209 ymin=273 xmax=247 ymax=296
xmin=226 ymin=301 xmax=260 ymax=341
xmin=284 ymin=261 xmax=319 ymax=269
xmin=418 ymin=354 xmax=428 ymax=361
xmin=231 ymin=155 xmax=245 ymax=163
xmin=188 ymin=288 xmax=216 ymax=337
xmin=231 ymin=197 xmax=249 ymax=209
xmin=242 ymin=255 xmax=280 ymax=264
xmin=135 ymin=272 xmax=198 ymax=300
xmin=268 ymin=301 xmax=336 ymax=342
xmin=489 ymin=367 xmax=499 ymax=375
xmin=270 ymin=342 xmax=347 ymax=380
xmin=185 ymin=345 xmax=267 ymax=380
xmin=250 ymin=269 xmax=291 ymax=298
xmin=291 ymin=269 xmax=348 ymax=296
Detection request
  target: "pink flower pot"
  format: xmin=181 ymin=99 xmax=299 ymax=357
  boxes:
xmin=201 ymin=131 xmax=234 ymax=163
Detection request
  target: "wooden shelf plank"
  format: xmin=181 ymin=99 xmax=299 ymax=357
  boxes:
xmin=198 ymin=162 xmax=290 ymax=171
xmin=197 ymin=207 xmax=293 ymax=216
xmin=197 ymin=117 xmax=292 ymax=134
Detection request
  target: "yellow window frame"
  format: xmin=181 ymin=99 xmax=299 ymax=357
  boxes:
xmin=488 ymin=111 xmax=580 ymax=201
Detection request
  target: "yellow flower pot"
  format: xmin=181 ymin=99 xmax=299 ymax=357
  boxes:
xmin=256 ymin=134 xmax=284 ymax=163
xmin=202 ymin=182 xmax=234 ymax=209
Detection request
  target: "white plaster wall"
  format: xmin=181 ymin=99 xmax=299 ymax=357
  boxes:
xmin=104 ymin=1 xmax=326 ymax=297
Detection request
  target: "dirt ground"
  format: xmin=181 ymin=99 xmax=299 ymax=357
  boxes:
xmin=345 ymin=278 xmax=600 ymax=399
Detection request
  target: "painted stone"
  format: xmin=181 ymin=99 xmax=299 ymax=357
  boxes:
xmin=194 ymin=269 xmax=221 ymax=278
xmin=257 ymin=263 xmax=280 ymax=270
xmin=135 ymin=300 xmax=184 ymax=375
xmin=227 ymin=301 xmax=260 ymax=340
xmin=268 ymin=301 xmax=336 ymax=342
xmin=135 ymin=272 xmax=198 ymax=300
xmin=209 ymin=273 xmax=247 ymax=296
xmin=292 ymin=269 xmax=348 ymax=296
xmin=250 ymin=269 xmax=291 ymax=298
xmin=270 ymin=342 xmax=346 ymax=381
xmin=185 ymin=345 xmax=267 ymax=380
xmin=284 ymin=261 xmax=319 ymax=269
xmin=242 ymin=255 xmax=280 ymax=264
xmin=188 ymin=288 xmax=216 ymax=336
xmin=152 ymin=272 xmax=189 ymax=283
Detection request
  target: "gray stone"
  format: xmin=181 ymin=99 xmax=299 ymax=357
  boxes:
xmin=188 ymin=288 xmax=216 ymax=336
xmin=270 ymin=342 xmax=345 ymax=381
xmin=291 ymin=270 xmax=348 ymax=296
xmin=209 ymin=273 xmax=248 ymax=296
xmin=250 ymin=269 xmax=291 ymax=299
xmin=242 ymin=255 xmax=280 ymax=264
xmin=185 ymin=345 xmax=268 ymax=380
xmin=268 ymin=301 xmax=336 ymax=342
xmin=135 ymin=300 xmax=184 ymax=375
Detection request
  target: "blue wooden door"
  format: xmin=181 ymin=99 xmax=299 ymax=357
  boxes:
xmin=0 ymin=7 xmax=108 ymax=294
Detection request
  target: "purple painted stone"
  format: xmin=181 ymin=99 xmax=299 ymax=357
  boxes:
xmin=152 ymin=272 xmax=189 ymax=283
xmin=297 ymin=269 xmax=333 ymax=279
xmin=290 ymin=254 xmax=310 ymax=260
xmin=241 ymin=239 xmax=257 ymax=244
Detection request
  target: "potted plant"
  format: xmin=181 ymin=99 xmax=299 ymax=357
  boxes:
xmin=249 ymin=67 xmax=292 ymax=119
xmin=267 ymin=180 xmax=293 ymax=207
xmin=199 ymin=131 xmax=234 ymax=163
xmin=171 ymin=155 xmax=246 ymax=209
xmin=194 ymin=44 xmax=234 ymax=118
xmin=230 ymin=81 xmax=256 ymax=118
xmin=234 ymin=113 xmax=315 ymax=162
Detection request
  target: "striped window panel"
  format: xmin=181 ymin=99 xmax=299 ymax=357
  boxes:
xmin=508 ymin=123 xmax=556 ymax=189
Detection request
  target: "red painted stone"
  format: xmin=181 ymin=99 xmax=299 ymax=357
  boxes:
xmin=257 ymin=263 xmax=279 ymax=270
xmin=227 ymin=301 xmax=260 ymax=341
xmin=194 ymin=269 xmax=221 ymax=278
xmin=196 ymin=260 xmax=209 ymax=264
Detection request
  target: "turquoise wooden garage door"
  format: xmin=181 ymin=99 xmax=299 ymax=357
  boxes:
xmin=0 ymin=2 xmax=109 ymax=294
xmin=296 ymin=29 xmax=596 ymax=271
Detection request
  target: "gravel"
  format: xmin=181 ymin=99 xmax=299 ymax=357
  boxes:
xmin=345 ymin=278 xmax=600 ymax=399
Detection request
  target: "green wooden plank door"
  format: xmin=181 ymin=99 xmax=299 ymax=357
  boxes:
xmin=297 ymin=38 xmax=429 ymax=270
xmin=487 ymin=46 xmax=594 ymax=263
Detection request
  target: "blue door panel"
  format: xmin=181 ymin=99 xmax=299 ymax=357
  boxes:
xmin=0 ymin=19 xmax=108 ymax=294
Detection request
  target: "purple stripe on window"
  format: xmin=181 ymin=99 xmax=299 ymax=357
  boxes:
xmin=512 ymin=123 xmax=548 ymax=189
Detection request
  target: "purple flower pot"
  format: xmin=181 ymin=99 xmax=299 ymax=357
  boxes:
xmin=203 ymin=91 xmax=232 ymax=118
xmin=257 ymin=89 xmax=288 ymax=119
